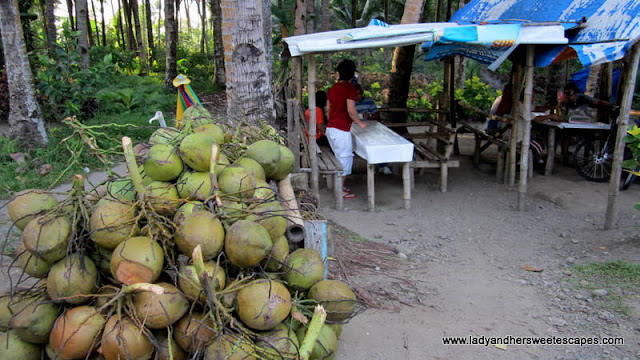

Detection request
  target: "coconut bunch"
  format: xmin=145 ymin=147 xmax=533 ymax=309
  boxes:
xmin=1 ymin=106 xmax=360 ymax=360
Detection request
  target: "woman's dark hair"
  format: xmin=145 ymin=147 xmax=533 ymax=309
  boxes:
xmin=336 ymin=59 xmax=356 ymax=80
xmin=564 ymin=82 xmax=580 ymax=94
xmin=315 ymin=90 xmax=327 ymax=108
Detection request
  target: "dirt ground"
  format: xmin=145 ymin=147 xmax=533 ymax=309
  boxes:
xmin=322 ymin=134 xmax=640 ymax=360
xmin=1 ymin=132 xmax=639 ymax=360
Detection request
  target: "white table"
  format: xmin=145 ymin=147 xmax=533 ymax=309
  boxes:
xmin=350 ymin=121 xmax=415 ymax=211
xmin=534 ymin=119 xmax=611 ymax=175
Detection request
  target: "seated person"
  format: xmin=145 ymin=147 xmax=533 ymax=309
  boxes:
xmin=304 ymin=90 xmax=330 ymax=147
xmin=354 ymin=84 xmax=380 ymax=121
xmin=354 ymin=84 xmax=391 ymax=174
xmin=534 ymin=82 xmax=616 ymax=123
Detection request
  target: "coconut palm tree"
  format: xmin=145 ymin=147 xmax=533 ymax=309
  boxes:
xmin=0 ymin=0 xmax=48 ymax=146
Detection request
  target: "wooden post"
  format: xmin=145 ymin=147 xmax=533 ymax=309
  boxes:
xmin=518 ymin=45 xmax=535 ymax=211
xmin=402 ymin=162 xmax=411 ymax=209
xmin=307 ymin=55 xmax=319 ymax=198
xmin=545 ymin=127 xmax=555 ymax=175
xmin=440 ymin=163 xmax=448 ymax=192
xmin=367 ymin=163 xmax=375 ymax=211
xmin=287 ymin=99 xmax=301 ymax=171
xmin=496 ymin=145 xmax=505 ymax=183
xmin=293 ymin=57 xmax=303 ymax=102
xmin=508 ymin=64 xmax=523 ymax=186
xmin=605 ymin=43 xmax=640 ymax=229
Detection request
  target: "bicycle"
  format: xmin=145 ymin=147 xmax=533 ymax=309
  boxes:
xmin=573 ymin=123 xmax=638 ymax=189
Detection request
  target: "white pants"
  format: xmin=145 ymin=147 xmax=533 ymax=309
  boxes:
xmin=326 ymin=127 xmax=353 ymax=176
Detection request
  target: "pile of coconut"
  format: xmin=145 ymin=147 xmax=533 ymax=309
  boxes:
xmin=2 ymin=105 xmax=357 ymax=360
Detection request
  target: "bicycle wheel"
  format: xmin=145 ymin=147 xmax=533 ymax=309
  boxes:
xmin=621 ymin=168 xmax=638 ymax=190
xmin=573 ymin=139 xmax=612 ymax=182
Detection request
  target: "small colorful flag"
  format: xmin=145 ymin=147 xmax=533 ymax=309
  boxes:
xmin=173 ymin=74 xmax=201 ymax=128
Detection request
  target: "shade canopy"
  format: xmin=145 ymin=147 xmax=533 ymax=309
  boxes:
xmin=451 ymin=0 xmax=640 ymax=67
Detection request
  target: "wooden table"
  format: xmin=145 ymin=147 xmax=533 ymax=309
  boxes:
xmin=350 ymin=121 xmax=415 ymax=211
xmin=533 ymin=119 xmax=611 ymax=175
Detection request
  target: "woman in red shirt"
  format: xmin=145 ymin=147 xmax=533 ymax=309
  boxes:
xmin=326 ymin=59 xmax=367 ymax=198
xmin=304 ymin=90 xmax=329 ymax=147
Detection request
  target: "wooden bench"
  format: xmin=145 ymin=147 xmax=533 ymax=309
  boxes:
xmin=379 ymin=112 xmax=460 ymax=192
xmin=292 ymin=103 xmax=344 ymax=210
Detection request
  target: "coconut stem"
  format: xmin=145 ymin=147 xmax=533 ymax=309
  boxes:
xmin=208 ymin=144 xmax=222 ymax=207
xmin=121 ymin=136 xmax=148 ymax=198
xmin=299 ymin=305 xmax=327 ymax=360
xmin=72 ymin=174 xmax=85 ymax=194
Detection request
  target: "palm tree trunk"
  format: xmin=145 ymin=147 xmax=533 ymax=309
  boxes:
xmin=122 ymin=0 xmax=136 ymax=52
xmin=199 ymin=0 xmax=206 ymax=53
xmin=184 ymin=0 xmax=192 ymax=34
xmin=321 ymin=0 xmax=330 ymax=72
xmin=351 ymin=0 xmax=357 ymax=28
xmin=0 ymin=0 xmax=48 ymax=146
xmin=131 ymin=0 xmax=149 ymax=73
xmin=387 ymin=0 xmax=426 ymax=123
xmin=66 ymin=0 xmax=76 ymax=30
xmin=90 ymin=0 xmax=100 ymax=45
xmin=76 ymin=0 xmax=90 ymax=68
xmin=100 ymin=0 xmax=106 ymax=46
xmin=144 ymin=0 xmax=155 ymax=60
xmin=86 ymin=12 xmax=95 ymax=47
xmin=211 ymin=0 xmax=225 ymax=86
xmin=115 ymin=0 xmax=126 ymax=49
xmin=220 ymin=0 xmax=276 ymax=124
xmin=164 ymin=0 xmax=178 ymax=88
xmin=44 ymin=0 xmax=56 ymax=54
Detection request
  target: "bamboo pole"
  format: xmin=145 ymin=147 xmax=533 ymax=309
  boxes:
xmin=508 ymin=64 xmax=523 ymax=186
xmin=278 ymin=176 xmax=306 ymax=243
xmin=307 ymin=54 xmax=319 ymax=198
xmin=518 ymin=45 xmax=535 ymax=211
xmin=605 ymin=43 xmax=640 ymax=229
xmin=402 ymin=162 xmax=411 ymax=210
xmin=367 ymin=164 xmax=375 ymax=211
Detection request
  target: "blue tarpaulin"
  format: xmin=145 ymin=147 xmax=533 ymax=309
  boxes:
xmin=449 ymin=0 xmax=640 ymax=67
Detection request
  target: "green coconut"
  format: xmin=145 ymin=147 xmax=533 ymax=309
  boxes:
xmin=16 ymin=244 xmax=52 ymax=278
xmin=21 ymin=215 xmax=69 ymax=263
xmin=246 ymin=200 xmax=287 ymax=242
xmin=49 ymin=306 xmax=105 ymax=360
xmin=110 ymin=236 xmax=164 ymax=285
xmin=235 ymin=280 xmax=291 ymax=331
xmin=295 ymin=324 xmax=338 ymax=360
xmin=224 ymin=220 xmax=272 ymax=268
xmin=178 ymin=262 xmax=227 ymax=302
xmin=253 ymin=179 xmax=276 ymax=200
xmin=47 ymin=253 xmax=98 ymax=304
xmin=176 ymin=172 xmax=211 ymax=200
xmin=101 ymin=315 xmax=154 ymax=360
xmin=90 ymin=245 xmax=112 ymax=274
xmin=0 ymin=294 xmax=15 ymax=331
xmin=327 ymin=324 xmax=343 ymax=338
xmin=155 ymin=331 xmax=187 ymax=360
xmin=173 ymin=312 xmax=217 ymax=353
xmin=245 ymin=140 xmax=281 ymax=177
xmin=218 ymin=165 xmax=256 ymax=199
xmin=184 ymin=104 xmax=215 ymax=129
xmin=0 ymin=331 xmax=41 ymax=360
xmin=194 ymin=123 xmax=225 ymax=144
xmin=89 ymin=198 xmax=139 ymax=249
xmin=95 ymin=285 xmax=119 ymax=311
xmin=146 ymin=180 xmax=181 ymax=213
xmin=175 ymin=211 xmax=225 ymax=259
xmin=149 ymin=126 xmax=181 ymax=145
xmin=270 ymin=145 xmax=295 ymax=181
xmin=235 ymin=157 xmax=266 ymax=181
xmin=263 ymin=236 xmax=289 ymax=272
xmin=284 ymin=248 xmax=325 ymax=290
xmin=7 ymin=189 xmax=58 ymax=230
xmin=204 ymin=334 xmax=257 ymax=360
xmin=179 ymin=132 xmax=218 ymax=171
xmin=143 ymin=144 xmax=184 ymax=181
xmin=132 ymin=282 xmax=189 ymax=329
xmin=173 ymin=201 xmax=205 ymax=225
xmin=217 ymin=198 xmax=247 ymax=223
xmin=10 ymin=295 xmax=58 ymax=344
xmin=106 ymin=178 xmax=136 ymax=202
xmin=256 ymin=323 xmax=299 ymax=359
xmin=307 ymin=280 xmax=356 ymax=322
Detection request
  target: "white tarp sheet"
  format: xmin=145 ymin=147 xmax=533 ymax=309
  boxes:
xmin=350 ymin=121 xmax=415 ymax=164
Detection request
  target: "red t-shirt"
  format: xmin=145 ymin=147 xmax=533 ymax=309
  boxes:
xmin=304 ymin=107 xmax=325 ymax=139
xmin=327 ymin=82 xmax=357 ymax=132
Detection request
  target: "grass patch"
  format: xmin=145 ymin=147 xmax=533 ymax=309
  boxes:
xmin=571 ymin=260 xmax=640 ymax=316
xmin=330 ymin=222 xmax=370 ymax=244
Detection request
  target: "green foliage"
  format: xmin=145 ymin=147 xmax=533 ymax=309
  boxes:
xmin=34 ymin=25 xmax=118 ymax=122
xmin=622 ymin=125 xmax=640 ymax=171
xmin=95 ymin=75 xmax=173 ymax=114
xmin=454 ymin=76 xmax=499 ymax=112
